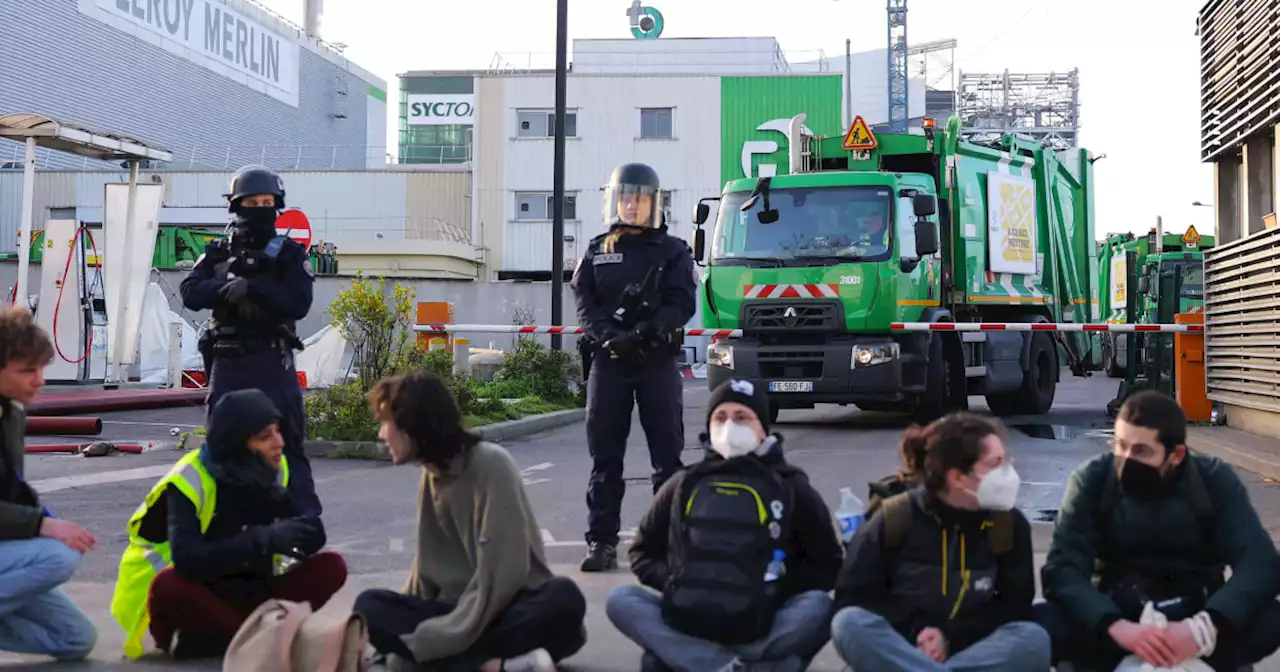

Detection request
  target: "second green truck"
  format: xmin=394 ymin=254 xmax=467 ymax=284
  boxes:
xmin=691 ymin=115 xmax=1102 ymax=421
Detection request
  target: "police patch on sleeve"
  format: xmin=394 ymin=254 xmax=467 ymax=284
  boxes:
xmin=303 ymin=258 xmax=315 ymax=277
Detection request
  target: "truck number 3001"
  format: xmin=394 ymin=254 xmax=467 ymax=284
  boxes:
xmin=839 ymin=276 xmax=862 ymax=285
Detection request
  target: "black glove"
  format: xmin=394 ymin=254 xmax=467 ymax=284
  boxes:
xmin=218 ymin=277 xmax=250 ymax=303
xmin=603 ymin=329 xmax=646 ymax=365
xmin=265 ymin=519 xmax=322 ymax=559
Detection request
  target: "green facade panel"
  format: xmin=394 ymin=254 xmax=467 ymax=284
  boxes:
xmin=718 ymin=75 xmax=843 ymax=186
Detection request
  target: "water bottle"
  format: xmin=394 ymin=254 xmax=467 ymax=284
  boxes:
xmin=836 ymin=487 xmax=866 ymax=544
xmin=764 ymin=550 xmax=786 ymax=583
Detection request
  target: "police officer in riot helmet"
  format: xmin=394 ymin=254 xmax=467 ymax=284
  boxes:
xmin=570 ymin=162 xmax=697 ymax=572
xmin=179 ymin=165 xmax=322 ymax=517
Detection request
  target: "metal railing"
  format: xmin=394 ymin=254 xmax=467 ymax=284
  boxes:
xmin=304 ymin=216 xmax=471 ymax=245
xmin=487 ymin=47 xmax=829 ymax=74
xmin=1204 ymin=226 xmax=1280 ymax=413
xmin=0 ymin=142 xmax=473 ymax=170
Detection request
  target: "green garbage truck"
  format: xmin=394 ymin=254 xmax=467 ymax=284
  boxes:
xmin=690 ymin=115 xmax=1101 ymax=421
xmin=1097 ymin=224 xmax=1213 ymax=377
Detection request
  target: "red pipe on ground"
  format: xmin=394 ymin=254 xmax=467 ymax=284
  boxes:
xmin=25 ymin=443 xmax=144 ymax=454
xmin=27 ymin=388 xmax=208 ymax=416
xmin=25 ymin=416 xmax=103 ymax=436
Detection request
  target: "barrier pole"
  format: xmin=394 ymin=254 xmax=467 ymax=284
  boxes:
xmin=416 ymin=302 xmax=455 ymax=350
xmin=1174 ymin=313 xmax=1211 ymax=422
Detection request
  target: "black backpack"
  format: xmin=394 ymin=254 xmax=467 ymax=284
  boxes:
xmin=661 ymin=455 xmax=795 ymax=644
xmin=879 ymin=491 xmax=1016 ymax=556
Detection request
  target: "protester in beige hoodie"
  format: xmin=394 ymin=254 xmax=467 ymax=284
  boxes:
xmin=353 ymin=371 xmax=587 ymax=672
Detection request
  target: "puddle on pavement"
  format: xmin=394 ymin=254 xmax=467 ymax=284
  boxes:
xmin=623 ymin=476 xmax=652 ymax=485
xmin=1012 ymin=424 xmax=1086 ymax=441
xmin=1035 ymin=508 xmax=1059 ymax=523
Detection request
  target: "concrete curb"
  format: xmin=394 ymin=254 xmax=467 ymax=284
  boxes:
xmin=179 ymin=408 xmax=586 ymax=459
xmin=1187 ymin=426 xmax=1280 ymax=480
xmin=305 ymin=408 xmax=586 ymax=460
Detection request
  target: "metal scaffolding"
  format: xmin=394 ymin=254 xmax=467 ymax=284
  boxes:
xmin=886 ymin=0 xmax=909 ymax=134
xmin=955 ymin=69 xmax=1080 ymax=150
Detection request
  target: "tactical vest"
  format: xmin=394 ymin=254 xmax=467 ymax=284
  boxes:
xmin=110 ymin=451 xmax=290 ymax=658
xmin=210 ymin=235 xmax=297 ymax=338
xmin=661 ymin=456 xmax=794 ymax=644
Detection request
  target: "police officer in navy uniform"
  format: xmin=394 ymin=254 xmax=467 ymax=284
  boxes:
xmin=179 ymin=165 xmax=321 ymax=517
xmin=571 ymin=162 xmax=697 ymax=572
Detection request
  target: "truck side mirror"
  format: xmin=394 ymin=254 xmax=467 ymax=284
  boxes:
xmin=1137 ymin=277 xmax=1149 ymax=294
xmin=914 ymin=220 xmax=940 ymax=257
xmin=693 ymin=228 xmax=706 ymax=262
xmin=693 ymin=203 xmax=710 ymax=225
xmin=913 ymin=194 xmax=938 ymax=217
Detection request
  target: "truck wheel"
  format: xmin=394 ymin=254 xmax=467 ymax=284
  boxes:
xmin=986 ymin=332 xmax=1057 ymax=416
xmin=915 ymin=335 xmax=962 ymax=422
xmin=1103 ymin=335 xmax=1124 ymax=378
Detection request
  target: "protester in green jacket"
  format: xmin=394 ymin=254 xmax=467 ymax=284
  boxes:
xmin=1036 ymin=391 xmax=1280 ymax=672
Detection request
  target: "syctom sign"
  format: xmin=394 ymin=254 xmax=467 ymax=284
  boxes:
xmin=407 ymin=94 xmax=475 ymax=126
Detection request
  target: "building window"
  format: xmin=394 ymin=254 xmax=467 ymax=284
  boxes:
xmin=660 ymin=190 xmax=674 ymax=224
xmin=515 ymin=192 xmax=577 ymax=221
xmin=640 ymin=108 xmax=674 ymax=139
xmin=517 ymin=109 xmax=578 ymax=138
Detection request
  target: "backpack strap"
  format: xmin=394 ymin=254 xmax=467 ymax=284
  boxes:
xmin=984 ymin=510 xmax=1015 ymax=555
xmin=881 ymin=492 xmax=913 ymax=550
xmin=1182 ymin=456 xmax=1215 ymax=524
xmin=1094 ymin=454 xmax=1120 ymax=532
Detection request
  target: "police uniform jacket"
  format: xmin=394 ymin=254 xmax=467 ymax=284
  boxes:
xmin=569 ymin=228 xmax=697 ymax=344
xmin=179 ymin=236 xmax=314 ymax=335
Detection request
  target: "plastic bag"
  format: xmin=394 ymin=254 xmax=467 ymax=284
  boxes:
xmin=1114 ymin=602 xmax=1214 ymax=672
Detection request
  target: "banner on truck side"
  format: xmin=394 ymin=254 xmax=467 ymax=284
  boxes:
xmin=1110 ymin=255 xmax=1127 ymax=306
xmin=986 ymin=172 xmax=1038 ymax=275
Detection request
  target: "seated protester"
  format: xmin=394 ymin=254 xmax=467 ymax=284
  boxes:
xmin=111 ymin=389 xmax=346 ymax=660
xmin=830 ymin=413 xmax=1049 ymax=671
xmin=606 ymin=378 xmax=843 ymax=672
xmin=1037 ymin=391 xmax=1280 ymax=672
xmin=353 ymin=371 xmax=586 ymax=672
xmin=0 ymin=308 xmax=97 ymax=661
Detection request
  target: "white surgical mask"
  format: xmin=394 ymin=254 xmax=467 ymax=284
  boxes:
xmin=974 ymin=464 xmax=1021 ymax=511
xmin=709 ymin=421 xmax=760 ymax=459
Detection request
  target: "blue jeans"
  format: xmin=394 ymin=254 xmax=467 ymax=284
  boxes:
xmin=606 ymin=585 xmax=833 ymax=672
xmin=0 ymin=538 xmax=97 ymax=660
xmin=831 ymin=606 xmax=1050 ymax=671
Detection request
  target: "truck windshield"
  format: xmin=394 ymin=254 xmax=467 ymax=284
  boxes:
xmin=711 ymin=186 xmax=894 ymax=265
xmin=1161 ymin=260 xmax=1204 ymax=299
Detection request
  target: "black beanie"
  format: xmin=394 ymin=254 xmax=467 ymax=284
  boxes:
xmin=706 ymin=378 xmax=772 ymax=433
xmin=206 ymin=389 xmax=282 ymax=459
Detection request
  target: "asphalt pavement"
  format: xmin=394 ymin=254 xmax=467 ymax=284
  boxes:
xmin=7 ymin=372 xmax=1280 ymax=670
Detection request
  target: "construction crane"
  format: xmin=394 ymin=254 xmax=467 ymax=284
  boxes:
xmin=887 ymin=0 xmax=908 ymax=133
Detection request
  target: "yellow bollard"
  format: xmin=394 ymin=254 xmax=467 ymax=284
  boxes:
xmin=428 ymin=337 xmax=447 ymax=352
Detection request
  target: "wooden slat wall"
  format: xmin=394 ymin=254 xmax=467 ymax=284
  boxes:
xmin=1203 ymin=226 xmax=1280 ymax=412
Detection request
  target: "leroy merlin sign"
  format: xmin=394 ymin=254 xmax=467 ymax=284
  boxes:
xmin=719 ymin=76 xmax=843 ymax=184
xmin=407 ymin=94 xmax=475 ymax=126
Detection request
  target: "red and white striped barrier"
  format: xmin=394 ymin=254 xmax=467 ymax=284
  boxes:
xmin=414 ymin=322 xmax=1203 ymax=336
xmin=890 ymin=322 xmax=1204 ymax=333
xmin=414 ymin=324 xmax=744 ymax=338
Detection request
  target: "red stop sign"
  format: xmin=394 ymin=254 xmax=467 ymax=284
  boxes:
xmin=275 ymin=209 xmax=313 ymax=249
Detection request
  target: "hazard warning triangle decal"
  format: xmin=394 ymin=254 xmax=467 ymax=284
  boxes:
xmin=842 ymin=115 xmax=877 ymax=151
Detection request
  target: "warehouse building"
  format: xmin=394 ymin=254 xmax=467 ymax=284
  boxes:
xmin=0 ymin=0 xmax=386 ymax=171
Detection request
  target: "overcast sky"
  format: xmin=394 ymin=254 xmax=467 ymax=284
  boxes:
xmin=261 ymin=0 xmax=1213 ymax=238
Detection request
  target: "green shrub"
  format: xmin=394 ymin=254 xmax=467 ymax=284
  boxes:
xmin=304 ymin=381 xmax=379 ymax=442
xmin=489 ymin=339 xmax=580 ymax=403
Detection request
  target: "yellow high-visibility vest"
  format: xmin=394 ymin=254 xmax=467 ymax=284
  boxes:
xmin=109 ymin=450 xmax=290 ymax=658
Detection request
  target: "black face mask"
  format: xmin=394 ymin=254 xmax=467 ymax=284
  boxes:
xmin=1117 ymin=455 xmax=1170 ymax=498
xmin=232 ymin=207 xmax=277 ymax=247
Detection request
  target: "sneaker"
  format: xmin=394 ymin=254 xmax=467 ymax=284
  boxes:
xmin=580 ymin=542 xmax=618 ymax=572
xmin=501 ymin=647 xmax=555 ymax=672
